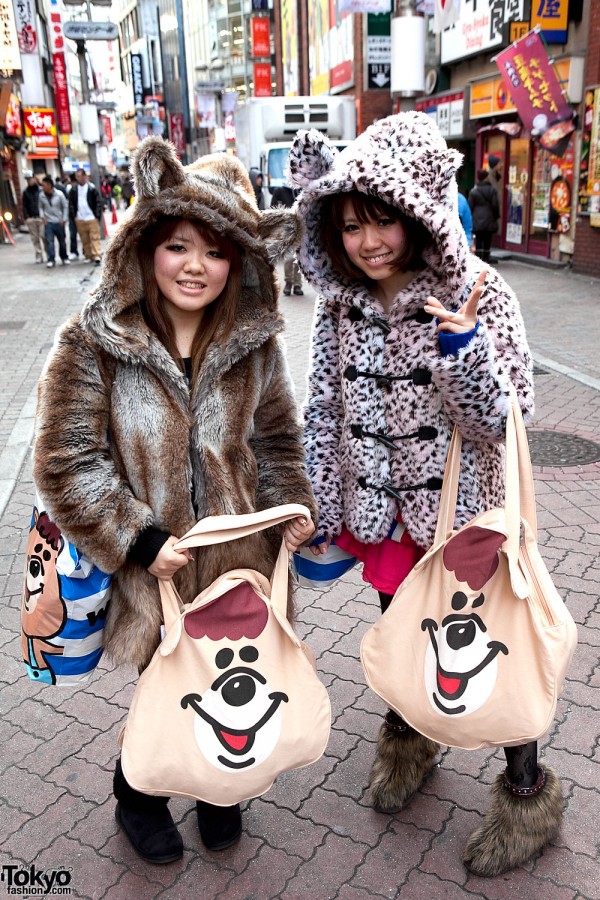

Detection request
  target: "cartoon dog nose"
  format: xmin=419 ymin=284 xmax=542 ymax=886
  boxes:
xmin=221 ymin=674 xmax=256 ymax=707
xmin=447 ymin=620 xmax=476 ymax=650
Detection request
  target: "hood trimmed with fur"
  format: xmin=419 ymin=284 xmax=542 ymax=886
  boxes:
xmin=82 ymin=137 xmax=301 ymax=362
xmin=288 ymin=111 xmax=477 ymax=308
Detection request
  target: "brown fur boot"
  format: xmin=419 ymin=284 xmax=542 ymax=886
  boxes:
xmin=463 ymin=764 xmax=564 ymax=877
xmin=369 ymin=711 xmax=439 ymax=812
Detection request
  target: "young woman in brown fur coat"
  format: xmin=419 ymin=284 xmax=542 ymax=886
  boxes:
xmin=33 ymin=137 xmax=316 ymax=864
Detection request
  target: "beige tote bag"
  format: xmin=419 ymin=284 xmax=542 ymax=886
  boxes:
xmin=121 ymin=504 xmax=331 ymax=805
xmin=360 ymin=388 xmax=577 ymax=750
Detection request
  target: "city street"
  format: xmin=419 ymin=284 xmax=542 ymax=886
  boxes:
xmin=1 ymin=220 xmax=600 ymax=899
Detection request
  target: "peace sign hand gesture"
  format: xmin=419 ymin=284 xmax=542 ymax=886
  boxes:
xmin=424 ymin=269 xmax=488 ymax=335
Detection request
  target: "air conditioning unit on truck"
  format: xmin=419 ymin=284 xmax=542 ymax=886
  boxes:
xmin=234 ymin=96 xmax=356 ymax=201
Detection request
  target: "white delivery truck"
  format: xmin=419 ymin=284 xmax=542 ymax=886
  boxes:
xmin=234 ymin=95 xmax=356 ymax=200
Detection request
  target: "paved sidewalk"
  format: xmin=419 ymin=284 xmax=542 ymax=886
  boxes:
xmin=1 ymin=230 xmax=600 ymax=899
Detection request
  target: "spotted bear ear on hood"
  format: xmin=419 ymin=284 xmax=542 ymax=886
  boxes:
xmin=288 ymin=128 xmax=338 ymax=188
xmin=131 ymin=136 xmax=186 ymax=200
xmin=256 ymin=207 xmax=303 ymax=265
xmin=409 ymin=147 xmax=464 ymax=206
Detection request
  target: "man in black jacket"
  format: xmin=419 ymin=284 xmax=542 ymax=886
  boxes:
xmin=22 ymin=175 xmax=46 ymax=263
xmin=69 ymin=168 xmax=103 ymax=264
xmin=468 ymin=169 xmax=500 ymax=264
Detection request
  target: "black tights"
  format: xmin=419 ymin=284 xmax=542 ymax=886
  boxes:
xmin=377 ymin=591 xmax=538 ymax=788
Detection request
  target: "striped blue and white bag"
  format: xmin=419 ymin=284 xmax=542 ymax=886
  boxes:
xmin=21 ymin=497 xmax=112 ymax=686
xmin=292 ymin=536 xmax=357 ymax=589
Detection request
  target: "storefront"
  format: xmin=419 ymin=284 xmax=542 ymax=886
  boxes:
xmin=469 ymin=58 xmax=583 ymax=261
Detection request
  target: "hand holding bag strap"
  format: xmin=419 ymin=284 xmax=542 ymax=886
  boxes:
xmin=173 ymin=503 xmax=311 ymax=550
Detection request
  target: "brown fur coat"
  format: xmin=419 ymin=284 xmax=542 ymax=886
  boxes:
xmin=33 ymin=138 xmax=316 ymax=670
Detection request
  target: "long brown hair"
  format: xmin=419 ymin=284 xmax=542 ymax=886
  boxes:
xmin=139 ymin=217 xmax=242 ymax=384
xmin=320 ymin=191 xmax=431 ymax=282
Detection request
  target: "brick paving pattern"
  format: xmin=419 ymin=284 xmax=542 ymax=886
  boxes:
xmin=1 ymin=229 xmax=599 ymax=899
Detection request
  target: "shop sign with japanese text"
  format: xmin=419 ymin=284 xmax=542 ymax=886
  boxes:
xmin=495 ymin=29 xmax=575 ymax=157
xmin=0 ymin=0 xmax=22 ymax=75
xmin=531 ymin=0 xmax=568 ymax=44
xmin=441 ymin=0 xmax=525 ymax=65
xmin=53 ymin=51 xmax=72 ymax=134
xmin=48 ymin=9 xmax=64 ymax=54
xmin=23 ymin=107 xmax=59 ymax=156
xmin=4 ymin=92 xmax=22 ymax=136
xmin=251 ymin=17 xmax=270 ymax=57
xmin=416 ymin=91 xmax=465 ymax=138
xmin=14 ymin=0 xmax=37 ymax=53
xmin=253 ymin=62 xmax=272 ymax=97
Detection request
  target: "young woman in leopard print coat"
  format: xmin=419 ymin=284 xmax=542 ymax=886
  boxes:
xmin=288 ymin=112 xmax=563 ymax=878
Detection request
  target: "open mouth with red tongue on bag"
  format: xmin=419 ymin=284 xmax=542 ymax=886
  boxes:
xmin=181 ymin=690 xmax=289 ymax=757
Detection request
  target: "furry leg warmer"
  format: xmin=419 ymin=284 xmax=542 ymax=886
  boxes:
xmin=369 ymin=711 xmax=439 ymax=813
xmin=463 ymin=764 xmax=564 ymax=877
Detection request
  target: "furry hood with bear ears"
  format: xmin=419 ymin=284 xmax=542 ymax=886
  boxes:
xmin=288 ymin=111 xmax=478 ymax=308
xmin=81 ymin=137 xmax=301 ymax=361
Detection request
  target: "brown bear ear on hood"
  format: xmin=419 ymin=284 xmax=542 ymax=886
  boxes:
xmin=131 ymin=136 xmax=186 ymax=200
xmin=288 ymin=128 xmax=339 ymax=188
xmin=256 ymin=207 xmax=303 ymax=264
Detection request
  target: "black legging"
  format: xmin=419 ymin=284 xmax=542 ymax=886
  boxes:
xmin=377 ymin=591 xmax=538 ymax=787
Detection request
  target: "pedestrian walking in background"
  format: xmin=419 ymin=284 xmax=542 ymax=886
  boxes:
xmin=22 ymin=174 xmax=46 ymax=263
xmin=468 ymin=168 xmax=499 ymax=264
xmin=65 ymin=173 xmax=80 ymax=259
xmin=32 ymin=137 xmax=315 ymax=865
xmin=289 ymin=111 xmax=563 ymax=878
xmin=69 ymin=168 xmax=103 ymax=264
xmin=457 ymin=189 xmax=473 ymax=249
xmin=39 ymin=175 xmax=70 ymax=268
xmin=271 ymin=184 xmax=304 ymax=295
xmin=249 ymin=167 xmax=266 ymax=210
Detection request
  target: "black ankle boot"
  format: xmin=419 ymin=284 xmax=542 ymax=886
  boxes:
xmin=196 ymin=800 xmax=242 ymax=851
xmin=113 ymin=758 xmax=183 ymax=864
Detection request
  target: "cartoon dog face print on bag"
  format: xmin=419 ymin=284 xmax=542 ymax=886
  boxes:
xmin=421 ymin=526 xmax=508 ymax=717
xmin=180 ymin=582 xmax=289 ymax=772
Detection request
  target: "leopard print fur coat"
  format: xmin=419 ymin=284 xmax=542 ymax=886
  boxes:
xmin=288 ymin=112 xmax=534 ymax=550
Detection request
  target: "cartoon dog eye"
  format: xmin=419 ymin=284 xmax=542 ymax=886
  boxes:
xmin=28 ymin=556 xmax=44 ymax=580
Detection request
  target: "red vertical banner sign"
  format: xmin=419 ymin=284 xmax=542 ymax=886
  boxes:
xmin=494 ymin=29 xmax=575 ymax=157
xmin=251 ymin=17 xmax=270 ymax=57
xmin=53 ymin=52 xmax=72 ymax=134
xmin=253 ymin=62 xmax=272 ymax=97
xmin=48 ymin=9 xmax=72 ymax=134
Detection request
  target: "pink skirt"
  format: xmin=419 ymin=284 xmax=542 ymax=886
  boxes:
xmin=335 ymin=517 xmax=425 ymax=595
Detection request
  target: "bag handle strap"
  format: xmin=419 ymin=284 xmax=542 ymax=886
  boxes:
xmin=158 ymin=577 xmax=185 ymax=632
xmin=157 ymin=504 xmax=311 ymax=630
xmin=434 ymin=386 xmax=537 ymax=561
xmin=173 ymin=503 xmax=311 ymax=550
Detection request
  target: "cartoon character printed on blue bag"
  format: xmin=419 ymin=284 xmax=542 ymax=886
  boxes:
xmin=22 ymin=508 xmax=66 ymax=684
xmin=421 ymin=526 xmax=508 ymax=717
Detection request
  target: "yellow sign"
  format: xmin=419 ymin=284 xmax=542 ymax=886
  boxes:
xmin=510 ymin=22 xmax=530 ymax=43
xmin=531 ymin=0 xmax=569 ymax=39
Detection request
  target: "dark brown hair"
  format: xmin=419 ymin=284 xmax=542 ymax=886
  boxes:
xmin=319 ymin=191 xmax=431 ymax=281
xmin=139 ymin=217 xmax=242 ymax=384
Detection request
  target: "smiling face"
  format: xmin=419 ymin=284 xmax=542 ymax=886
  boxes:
xmin=341 ymin=198 xmax=408 ymax=277
xmin=153 ymin=220 xmax=231 ymax=328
